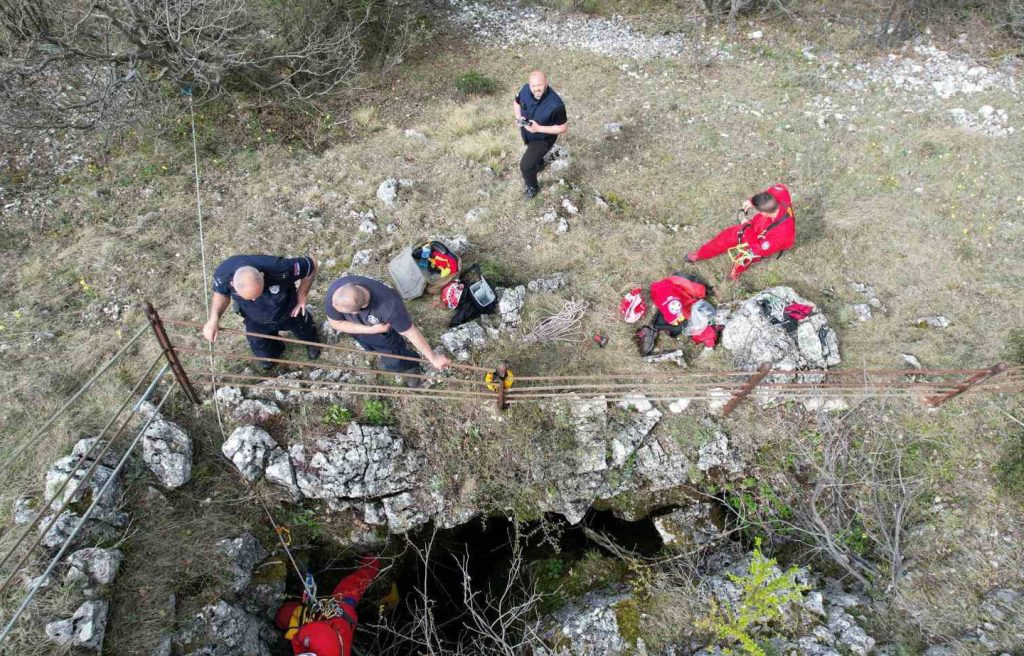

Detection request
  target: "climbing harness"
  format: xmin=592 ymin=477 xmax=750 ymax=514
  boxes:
xmin=727 ymin=242 xmax=757 ymax=269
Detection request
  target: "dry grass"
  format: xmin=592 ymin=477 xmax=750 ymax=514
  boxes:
xmin=1 ymin=5 xmax=1023 ymax=653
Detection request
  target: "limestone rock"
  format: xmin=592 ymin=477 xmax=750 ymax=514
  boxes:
xmin=697 ymin=431 xmax=744 ymax=480
xmin=544 ymin=144 xmax=571 ymax=173
xmin=137 ymin=400 xmax=193 ymax=489
xmin=654 ymin=503 xmax=724 ymax=547
xmin=439 ymin=321 xmax=487 ymax=361
xmin=264 ymin=448 xmax=300 ymax=501
xmin=498 ymin=285 xmax=526 ymax=330
xmin=176 ymin=600 xmax=274 ymax=656
xmin=722 ymin=287 xmax=840 ymax=371
xmin=214 ymin=386 xmax=244 ymax=408
xmin=217 ymin=532 xmax=268 ymax=594
xmin=66 ymin=547 xmax=123 ymax=588
xmin=527 ymin=273 xmax=567 ymax=293
xmin=230 ymin=399 xmax=282 ymax=425
xmin=45 ymin=600 xmax=108 ymax=651
xmin=376 ymin=178 xmax=413 ymax=208
xmin=916 ymin=315 xmax=950 ymax=329
xmin=539 ymin=588 xmax=631 ymax=656
xmin=289 ymin=423 xmax=422 ymax=511
xmin=222 ymin=426 xmax=277 ymax=482
xmin=13 ymin=496 xmax=37 ymax=525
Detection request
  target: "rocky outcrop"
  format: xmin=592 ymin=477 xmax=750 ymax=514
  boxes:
xmin=137 ymin=401 xmax=193 ymax=489
xmin=176 ymin=600 xmax=276 ymax=656
xmin=174 ymin=531 xmax=284 ymax=656
xmin=722 ymin=287 xmax=840 ymax=372
xmin=376 ymin=177 xmax=414 ymax=208
xmin=540 ymin=546 xmax=879 ymax=656
xmin=538 ymin=588 xmax=633 ymax=656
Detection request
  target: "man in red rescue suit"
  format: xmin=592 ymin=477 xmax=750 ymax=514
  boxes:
xmin=275 ymin=555 xmax=380 ymax=656
xmin=685 ymin=183 xmax=795 ymax=281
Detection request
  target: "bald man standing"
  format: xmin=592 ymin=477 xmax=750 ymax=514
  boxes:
xmin=203 ymin=254 xmax=321 ymax=368
xmin=513 ymin=70 xmax=568 ymax=199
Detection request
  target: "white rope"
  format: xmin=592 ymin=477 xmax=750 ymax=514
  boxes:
xmin=185 ymin=91 xmax=315 ymax=603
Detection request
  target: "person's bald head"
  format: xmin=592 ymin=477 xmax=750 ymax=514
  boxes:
xmin=528 ymin=70 xmax=548 ymax=100
xmin=232 ymin=266 xmax=264 ymax=301
xmin=331 ymin=284 xmax=370 ymax=314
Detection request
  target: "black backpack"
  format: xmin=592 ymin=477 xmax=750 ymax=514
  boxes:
xmin=449 ymin=264 xmax=498 ymax=327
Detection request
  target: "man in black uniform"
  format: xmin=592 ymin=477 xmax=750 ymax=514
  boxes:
xmin=204 ymin=254 xmax=321 ymax=368
xmin=325 ymin=275 xmax=449 ymax=386
xmin=513 ymin=70 xmax=568 ymax=199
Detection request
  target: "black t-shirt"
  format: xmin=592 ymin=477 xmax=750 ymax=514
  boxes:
xmin=515 ymin=85 xmax=567 ymax=143
xmin=323 ymin=275 xmax=412 ymax=333
xmin=212 ymin=254 xmax=314 ymax=325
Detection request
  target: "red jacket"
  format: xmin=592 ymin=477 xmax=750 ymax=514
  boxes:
xmin=740 ymin=183 xmax=795 ymax=257
xmin=650 ymin=275 xmax=708 ymax=325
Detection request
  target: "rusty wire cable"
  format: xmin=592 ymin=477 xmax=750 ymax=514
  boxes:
xmin=0 ymin=323 xmax=151 ymax=477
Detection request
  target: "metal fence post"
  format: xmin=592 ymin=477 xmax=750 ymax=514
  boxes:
xmin=143 ymin=302 xmax=201 ymax=404
xmin=722 ymin=362 xmax=772 ymax=416
xmin=926 ymin=362 xmax=1008 ymax=408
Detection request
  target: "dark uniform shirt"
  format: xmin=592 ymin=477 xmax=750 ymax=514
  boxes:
xmin=515 ymin=85 xmax=567 ymax=143
xmin=324 ymin=275 xmax=412 ymax=333
xmin=212 ymin=255 xmax=314 ymax=325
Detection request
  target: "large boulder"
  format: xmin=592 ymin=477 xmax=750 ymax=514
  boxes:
xmin=137 ymin=401 xmax=193 ymax=489
xmin=45 ymin=599 xmax=109 ymax=651
xmin=722 ymin=287 xmax=840 ymax=371
xmin=439 ymin=321 xmax=487 ymax=361
xmin=289 ymin=423 xmax=422 ymax=502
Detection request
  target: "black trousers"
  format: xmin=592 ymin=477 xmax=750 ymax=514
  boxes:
xmin=354 ymin=330 xmax=420 ymax=373
xmin=243 ymin=312 xmax=319 ymax=359
xmin=519 ymin=139 xmax=555 ymax=189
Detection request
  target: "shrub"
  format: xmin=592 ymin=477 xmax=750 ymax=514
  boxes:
xmin=352 ymin=106 xmax=382 ymax=132
xmin=322 ymin=404 xmax=353 ymax=427
xmin=699 ymin=538 xmax=808 ymax=656
xmin=363 ymin=399 xmax=393 ymax=426
xmin=455 ymin=71 xmax=499 ymax=95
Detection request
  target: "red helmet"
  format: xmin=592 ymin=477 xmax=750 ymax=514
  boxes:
xmin=619 ymin=288 xmax=647 ymax=323
xmin=441 ymin=280 xmax=465 ymax=309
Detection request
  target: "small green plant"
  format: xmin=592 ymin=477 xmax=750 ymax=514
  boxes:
xmin=601 ymin=191 xmax=628 ymax=211
xmin=699 ymin=538 xmax=808 ymax=656
xmin=454 ymin=71 xmax=499 ymax=95
xmin=322 ymin=404 xmax=353 ymax=427
xmin=1005 ymin=328 xmax=1024 ymax=364
xmin=290 ymin=507 xmax=324 ymax=540
xmin=363 ymin=399 xmax=393 ymax=426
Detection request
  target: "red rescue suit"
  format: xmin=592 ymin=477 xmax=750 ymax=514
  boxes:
xmin=650 ymin=275 xmax=707 ymax=326
xmin=275 ymin=555 xmax=381 ymax=656
xmin=690 ymin=183 xmax=795 ymax=279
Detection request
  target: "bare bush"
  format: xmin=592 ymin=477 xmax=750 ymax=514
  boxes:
xmin=0 ymin=0 xmax=423 ymax=131
xmin=366 ymin=524 xmax=551 ymax=655
xmin=696 ymin=0 xmax=792 ymax=21
xmin=728 ymin=403 xmax=928 ymax=592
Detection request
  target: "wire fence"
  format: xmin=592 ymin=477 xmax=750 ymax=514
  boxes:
xmin=0 ymin=302 xmax=1020 ymax=646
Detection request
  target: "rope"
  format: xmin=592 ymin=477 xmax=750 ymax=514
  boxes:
xmin=189 ymin=371 xmax=497 ymax=398
xmin=523 ymin=298 xmax=588 ymax=343
xmin=172 ymin=346 xmax=488 ymax=388
xmin=0 ymin=323 xmax=151 ymax=477
xmin=164 ymin=318 xmax=492 ymax=374
xmin=183 ymin=94 xmax=315 ymax=604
